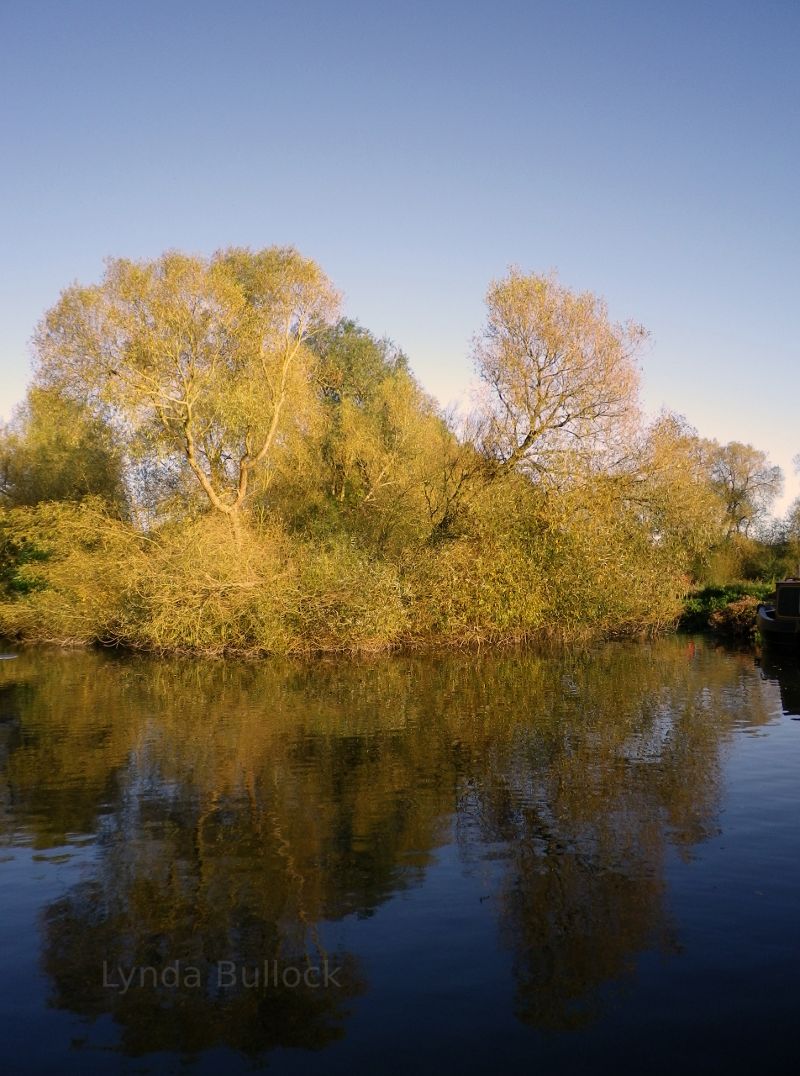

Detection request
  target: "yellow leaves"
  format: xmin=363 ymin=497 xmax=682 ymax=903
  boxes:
xmin=0 ymin=499 xmax=145 ymax=645
xmin=8 ymin=254 xmax=764 ymax=653
xmin=474 ymin=269 xmax=643 ymax=475
xmin=0 ymin=386 xmax=127 ymax=513
xmin=34 ymin=248 xmax=341 ymax=523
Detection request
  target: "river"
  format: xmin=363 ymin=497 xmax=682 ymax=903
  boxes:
xmin=1 ymin=636 xmax=799 ymax=1073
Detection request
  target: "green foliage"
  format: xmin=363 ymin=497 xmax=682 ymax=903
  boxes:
xmin=528 ymin=478 xmax=687 ymax=638
xmin=696 ymin=533 xmax=799 ymax=587
xmin=707 ymin=596 xmax=762 ymax=640
xmin=0 ymin=386 xmax=127 ymax=512
xmin=296 ymin=318 xmax=454 ymax=548
xmin=705 ymin=440 xmax=783 ymax=537
xmin=35 ymin=247 xmax=340 ymax=526
xmin=0 ymin=499 xmax=144 ymax=645
xmin=0 ymin=531 xmax=49 ymax=596
xmin=0 ymin=507 xmax=406 ymax=655
xmin=404 ymin=535 xmax=545 ymax=644
xmin=679 ymin=582 xmax=772 ymax=632
xmin=287 ymin=536 xmax=407 ymax=650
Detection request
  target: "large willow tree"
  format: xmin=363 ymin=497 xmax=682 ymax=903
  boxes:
xmin=473 ymin=269 xmax=645 ymax=480
xmin=35 ymin=248 xmax=340 ymax=533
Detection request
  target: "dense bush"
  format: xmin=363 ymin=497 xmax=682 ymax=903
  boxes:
xmin=0 ymin=494 xmax=695 ymax=655
xmin=0 ymin=506 xmax=410 ymax=655
xmin=678 ymin=582 xmax=773 ymax=633
xmin=697 ymin=535 xmax=799 ymax=587
xmin=707 ymin=596 xmax=762 ymax=640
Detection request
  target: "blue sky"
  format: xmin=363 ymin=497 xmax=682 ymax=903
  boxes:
xmin=1 ymin=0 xmax=798 ymax=507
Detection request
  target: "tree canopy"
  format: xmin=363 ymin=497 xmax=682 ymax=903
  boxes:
xmin=0 ymin=385 xmax=126 ymax=512
xmin=35 ymin=248 xmax=340 ymax=530
xmin=705 ymin=440 xmax=783 ymax=536
xmin=473 ymin=270 xmax=644 ymax=479
xmin=0 ymin=248 xmax=789 ymax=653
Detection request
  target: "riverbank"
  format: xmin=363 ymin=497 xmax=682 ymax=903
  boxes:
xmin=3 ymin=502 xmax=787 ymax=658
xmin=678 ymin=582 xmax=773 ymax=641
xmin=0 ymin=501 xmax=688 ymax=657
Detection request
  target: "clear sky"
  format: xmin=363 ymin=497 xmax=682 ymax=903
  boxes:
xmin=1 ymin=0 xmax=798 ymax=508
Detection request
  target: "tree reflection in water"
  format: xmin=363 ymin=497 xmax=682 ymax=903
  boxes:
xmin=0 ymin=638 xmax=776 ymax=1061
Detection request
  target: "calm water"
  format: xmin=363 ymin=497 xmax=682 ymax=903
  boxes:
xmin=1 ymin=637 xmax=800 ymax=1074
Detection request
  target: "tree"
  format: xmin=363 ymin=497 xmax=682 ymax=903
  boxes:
xmin=625 ymin=412 xmax=727 ymax=557
xmin=781 ymin=498 xmax=800 ymax=575
xmin=0 ymin=385 xmax=126 ymax=512
xmin=294 ymin=318 xmax=459 ymax=546
xmin=472 ymin=270 xmax=645 ymax=480
xmin=312 ymin=318 xmax=415 ymax=507
xmin=35 ymin=248 xmax=340 ymax=535
xmin=705 ymin=440 xmax=783 ymax=537
xmin=787 ymin=498 xmax=800 ymax=539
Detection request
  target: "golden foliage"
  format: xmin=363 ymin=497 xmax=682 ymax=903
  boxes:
xmin=1 ymin=252 xmax=781 ymax=654
xmin=35 ymin=248 xmax=340 ymax=525
xmin=473 ymin=269 xmax=644 ymax=476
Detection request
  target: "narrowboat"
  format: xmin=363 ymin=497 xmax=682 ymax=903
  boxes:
xmin=757 ymin=578 xmax=800 ymax=644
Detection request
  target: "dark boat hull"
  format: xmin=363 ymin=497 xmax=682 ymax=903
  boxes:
xmin=758 ymin=604 xmax=800 ymax=645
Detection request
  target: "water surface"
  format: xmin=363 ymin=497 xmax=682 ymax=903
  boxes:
xmin=1 ymin=637 xmax=799 ymax=1074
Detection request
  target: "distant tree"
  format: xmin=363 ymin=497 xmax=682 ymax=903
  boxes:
xmin=631 ymin=412 xmax=727 ymax=556
xmin=789 ymin=498 xmax=800 ymax=531
xmin=783 ymin=499 xmax=800 ymax=581
xmin=0 ymin=386 xmax=126 ymax=512
xmin=34 ymin=248 xmax=340 ymax=536
xmin=705 ymin=441 xmax=783 ymax=537
xmin=471 ymin=269 xmax=645 ymax=480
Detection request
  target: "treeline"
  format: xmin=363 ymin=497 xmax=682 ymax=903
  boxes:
xmin=0 ymin=248 xmax=797 ymax=654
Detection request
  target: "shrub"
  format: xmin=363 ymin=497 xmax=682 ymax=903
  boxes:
xmin=707 ymin=595 xmax=761 ymax=640
xmin=0 ymin=499 xmax=142 ymax=645
xmin=679 ymin=582 xmax=772 ymax=632
xmin=120 ymin=516 xmax=296 ymax=655
xmin=403 ymin=537 xmax=545 ymax=645
xmin=0 ymin=507 xmax=407 ymax=655
xmin=288 ymin=537 xmax=407 ymax=651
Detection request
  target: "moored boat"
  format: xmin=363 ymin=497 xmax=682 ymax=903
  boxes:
xmin=758 ymin=578 xmax=800 ymax=644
